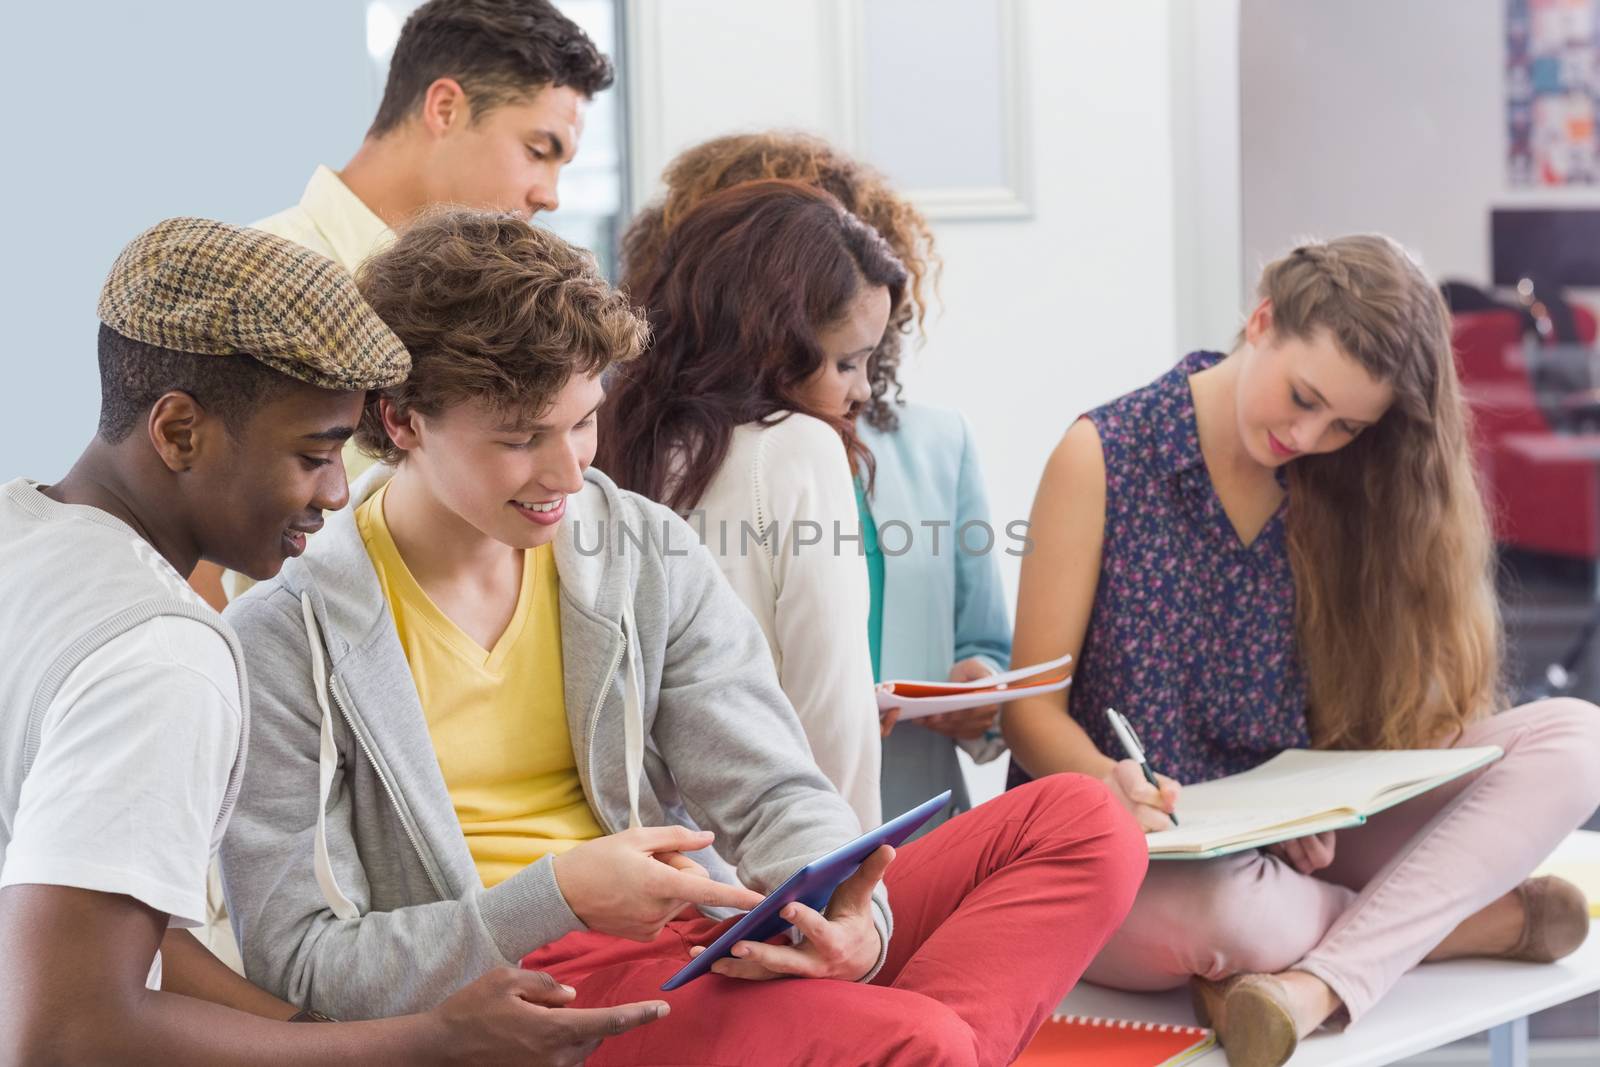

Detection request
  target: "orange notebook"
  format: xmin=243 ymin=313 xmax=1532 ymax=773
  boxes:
xmin=875 ymin=652 xmax=1073 ymax=720
xmin=882 ymin=666 xmax=1073 ymax=699
xmin=1016 ymin=1014 xmax=1216 ymax=1066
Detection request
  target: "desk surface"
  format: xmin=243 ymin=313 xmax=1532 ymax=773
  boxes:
xmin=1057 ymin=832 xmax=1600 ymax=1066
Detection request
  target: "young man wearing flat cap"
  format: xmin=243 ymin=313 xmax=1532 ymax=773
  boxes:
xmin=0 ymin=218 xmax=666 ymax=1063
xmin=190 ymin=0 xmax=612 ymax=611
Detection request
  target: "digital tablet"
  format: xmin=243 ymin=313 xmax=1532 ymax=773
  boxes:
xmin=660 ymin=790 xmax=952 ymax=991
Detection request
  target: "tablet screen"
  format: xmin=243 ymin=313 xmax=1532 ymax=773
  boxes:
xmin=659 ymin=790 xmax=952 ymax=991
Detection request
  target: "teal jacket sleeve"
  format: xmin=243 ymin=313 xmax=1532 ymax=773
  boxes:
xmin=952 ymin=414 xmax=1013 ymax=672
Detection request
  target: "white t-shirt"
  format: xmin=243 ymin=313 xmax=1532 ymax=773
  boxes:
xmin=0 ymin=487 xmax=243 ymax=989
xmin=2 ymin=616 xmax=241 ymax=919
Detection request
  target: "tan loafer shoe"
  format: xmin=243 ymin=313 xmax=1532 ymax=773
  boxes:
xmin=1190 ymin=974 xmax=1299 ymax=1067
xmin=1189 ymin=975 xmax=1236 ymax=1032
xmin=1506 ymin=875 xmax=1591 ymax=963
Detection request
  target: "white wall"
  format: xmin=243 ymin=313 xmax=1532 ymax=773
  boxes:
xmin=1240 ymin=0 xmax=1600 ymax=291
xmin=628 ymin=0 xmax=1209 ymax=800
xmin=629 ymin=0 xmax=1191 ymax=604
xmin=0 ymin=1 xmax=373 ymax=483
xmin=894 ymin=3 xmax=1186 ymax=604
xmin=1171 ymin=0 xmax=1245 ymax=351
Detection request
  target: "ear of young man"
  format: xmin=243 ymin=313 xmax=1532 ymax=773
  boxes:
xmin=151 ymin=384 xmax=362 ymax=588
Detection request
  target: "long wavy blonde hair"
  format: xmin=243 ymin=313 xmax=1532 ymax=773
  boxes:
xmin=1267 ymin=236 xmax=1504 ymax=749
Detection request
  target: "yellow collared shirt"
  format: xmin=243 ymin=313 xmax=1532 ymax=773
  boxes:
xmin=254 ymin=164 xmax=393 ymax=272
xmin=254 ymin=165 xmax=395 ymax=483
xmin=225 ymin=168 xmax=396 ymax=599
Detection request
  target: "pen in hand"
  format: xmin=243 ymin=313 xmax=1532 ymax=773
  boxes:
xmin=1105 ymin=707 xmax=1179 ymax=827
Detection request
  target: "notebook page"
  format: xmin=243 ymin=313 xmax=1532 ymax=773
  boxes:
xmin=1138 ymin=747 xmax=1502 ymax=854
xmin=1172 ymin=747 xmax=1502 ymax=818
xmin=1145 ymin=807 xmax=1346 ymax=855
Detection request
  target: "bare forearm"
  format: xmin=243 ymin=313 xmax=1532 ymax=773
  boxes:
xmin=1002 ymin=697 xmax=1117 ymax=779
xmin=15 ymin=991 xmax=440 ymax=1067
xmin=160 ymin=928 xmax=297 ymax=1020
xmin=0 ymin=885 xmax=443 ymax=1065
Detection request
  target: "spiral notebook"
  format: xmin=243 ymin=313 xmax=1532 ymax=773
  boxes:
xmin=1016 ymin=1013 xmax=1216 ymax=1066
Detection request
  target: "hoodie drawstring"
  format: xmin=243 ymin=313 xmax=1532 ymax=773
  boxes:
xmin=619 ymin=598 xmax=645 ymax=831
xmin=303 ymin=593 xmax=360 ymax=921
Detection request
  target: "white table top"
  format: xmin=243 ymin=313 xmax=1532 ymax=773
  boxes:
xmin=1057 ymin=832 xmax=1600 ymax=1066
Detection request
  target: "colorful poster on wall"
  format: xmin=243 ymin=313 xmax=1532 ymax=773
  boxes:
xmin=1508 ymin=0 xmax=1600 ymax=185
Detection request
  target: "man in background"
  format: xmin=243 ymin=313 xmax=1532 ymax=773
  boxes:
xmin=191 ymin=0 xmax=612 ymax=609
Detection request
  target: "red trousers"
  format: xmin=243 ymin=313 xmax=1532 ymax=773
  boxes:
xmin=521 ymin=775 xmax=1146 ymax=1066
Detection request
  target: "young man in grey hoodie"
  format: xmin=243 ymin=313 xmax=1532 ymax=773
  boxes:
xmin=220 ymin=208 xmax=1148 ymax=1066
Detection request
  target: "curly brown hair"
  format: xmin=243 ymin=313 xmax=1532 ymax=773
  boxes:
xmin=353 ymin=209 xmax=648 ymax=464
xmin=599 ymin=181 xmax=907 ymax=512
xmin=619 ymin=132 xmax=939 ymax=432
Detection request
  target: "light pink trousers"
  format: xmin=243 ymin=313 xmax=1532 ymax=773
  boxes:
xmin=1084 ymin=698 xmax=1600 ymax=1023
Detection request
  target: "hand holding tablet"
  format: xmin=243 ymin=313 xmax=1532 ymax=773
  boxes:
xmin=660 ymin=790 xmax=952 ymax=990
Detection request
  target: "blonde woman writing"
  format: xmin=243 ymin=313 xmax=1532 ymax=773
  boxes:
xmin=1004 ymin=235 xmax=1600 ymax=1067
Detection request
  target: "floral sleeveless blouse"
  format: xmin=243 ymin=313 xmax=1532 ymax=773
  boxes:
xmin=1067 ymin=351 xmax=1311 ymax=784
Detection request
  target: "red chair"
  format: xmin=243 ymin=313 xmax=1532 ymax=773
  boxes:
xmin=1455 ymin=305 xmax=1600 ymax=561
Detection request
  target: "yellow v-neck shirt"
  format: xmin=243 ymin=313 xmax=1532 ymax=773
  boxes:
xmin=356 ymin=484 xmax=603 ymax=886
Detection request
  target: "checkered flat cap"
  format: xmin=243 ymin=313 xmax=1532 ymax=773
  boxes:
xmin=97 ymin=217 xmax=410 ymax=391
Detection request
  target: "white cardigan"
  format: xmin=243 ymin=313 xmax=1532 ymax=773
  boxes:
xmin=690 ymin=414 xmax=882 ymax=828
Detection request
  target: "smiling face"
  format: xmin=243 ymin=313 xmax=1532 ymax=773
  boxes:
xmin=190 ymin=382 xmax=365 ymax=579
xmin=424 ymin=83 xmax=586 ymax=219
xmin=1234 ymin=299 xmax=1396 ymax=468
xmin=380 ymin=371 xmax=602 ymax=550
xmin=798 ymin=283 xmax=891 ymax=420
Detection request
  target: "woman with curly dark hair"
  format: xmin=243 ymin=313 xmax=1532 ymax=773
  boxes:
xmin=616 ymin=133 xmax=1011 ymax=836
xmin=621 ymin=132 xmax=934 ymax=434
xmin=600 ymin=179 xmax=902 ymax=827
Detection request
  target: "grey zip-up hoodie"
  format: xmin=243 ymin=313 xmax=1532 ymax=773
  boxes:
xmin=219 ymin=466 xmax=888 ymax=1020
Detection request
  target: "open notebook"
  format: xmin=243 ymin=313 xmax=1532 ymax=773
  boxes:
xmin=1016 ymin=1014 xmax=1215 ymax=1066
xmin=1147 ymin=746 xmax=1503 ymax=860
